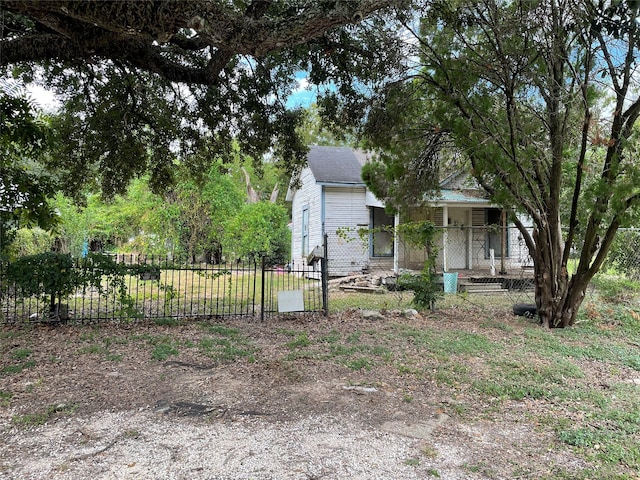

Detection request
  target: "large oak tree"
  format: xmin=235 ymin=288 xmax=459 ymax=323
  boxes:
xmin=1 ymin=0 xmax=407 ymax=196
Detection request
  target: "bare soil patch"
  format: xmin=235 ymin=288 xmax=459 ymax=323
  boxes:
xmin=0 ymin=309 xmax=606 ymax=479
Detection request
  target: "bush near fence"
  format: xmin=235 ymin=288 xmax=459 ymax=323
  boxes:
xmin=0 ymin=253 xmax=327 ymax=324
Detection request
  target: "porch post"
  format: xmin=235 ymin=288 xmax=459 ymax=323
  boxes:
xmin=467 ymin=209 xmax=473 ymax=269
xmin=393 ymin=212 xmax=400 ymax=274
xmin=442 ymin=205 xmax=449 ymax=271
xmin=500 ymin=209 xmax=507 ymax=274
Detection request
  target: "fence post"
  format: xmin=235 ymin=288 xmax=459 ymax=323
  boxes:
xmin=260 ymin=256 xmax=266 ymax=322
xmin=322 ymin=234 xmax=329 ymax=316
xmin=500 ymin=210 xmax=507 ymax=274
xmin=252 ymin=258 xmax=258 ymax=317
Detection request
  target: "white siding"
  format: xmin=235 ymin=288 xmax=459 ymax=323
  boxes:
xmin=289 ymin=167 xmax=322 ymax=271
xmin=324 ymin=186 xmax=370 ymax=276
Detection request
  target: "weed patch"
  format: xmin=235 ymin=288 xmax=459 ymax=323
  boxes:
xmin=197 ymin=323 xmax=257 ymax=363
xmin=0 ymin=390 xmax=12 ymax=406
xmin=2 ymin=360 xmax=36 ymax=376
xmin=286 ymin=333 xmax=311 ymax=349
xmin=12 ymin=403 xmax=77 ymax=427
xmin=11 ymin=348 xmax=32 ymax=360
xmin=151 ymin=341 xmax=180 ymax=361
xmin=153 ymin=317 xmax=182 ymax=327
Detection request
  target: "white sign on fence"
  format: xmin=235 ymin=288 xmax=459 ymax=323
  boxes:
xmin=277 ymin=290 xmax=304 ymax=313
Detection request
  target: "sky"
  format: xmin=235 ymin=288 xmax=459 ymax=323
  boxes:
xmin=285 ymin=73 xmax=317 ymax=109
xmin=28 ymin=71 xmax=317 ymax=113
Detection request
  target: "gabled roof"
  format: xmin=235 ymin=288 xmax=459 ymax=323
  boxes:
xmin=437 ymin=190 xmax=490 ymax=204
xmin=440 ymin=171 xmax=481 ymax=190
xmin=436 ymin=171 xmax=489 ymax=205
xmin=306 ymin=146 xmax=371 ymax=185
xmin=287 ymin=148 xmax=491 ymax=206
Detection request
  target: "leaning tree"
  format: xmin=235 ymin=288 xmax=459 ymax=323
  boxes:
xmin=0 ymin=0 xmax=408 ymax=197
xmin=358 ymin=0 xmax=640 ymax=327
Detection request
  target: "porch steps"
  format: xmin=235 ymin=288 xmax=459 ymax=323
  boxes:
xmin=459 ymin=281 xmax=508 ymax=295
xmin=339 ymin=285 xmax=385 ymax=294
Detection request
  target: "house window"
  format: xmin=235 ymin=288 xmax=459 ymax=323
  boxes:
xmin=302 ymin=206 xmax=310 ymax=256
xmin=486 ymin=208 xmax=509 ymax=258
xmin=371 ymin=207 xmax=394 ymax=257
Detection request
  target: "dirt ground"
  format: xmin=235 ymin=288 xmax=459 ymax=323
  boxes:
xmin=0 ymin=309 xmax=594 ymax=479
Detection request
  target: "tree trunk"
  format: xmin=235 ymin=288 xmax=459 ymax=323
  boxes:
xmin=537 ymin=275 xmax=590 ymax=328
xmin=532 ymin=240 xmax=592 ymax=328
xmin=531 ymin=226 xmax=587 ymax=328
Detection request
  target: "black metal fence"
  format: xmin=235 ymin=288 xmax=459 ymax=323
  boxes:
xmin=0 ymin=253 xmax=328 ymax=324
xmin=261 ymin=256 xmax=327 ymax=320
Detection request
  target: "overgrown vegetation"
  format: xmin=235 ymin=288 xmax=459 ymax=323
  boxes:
xmin=395 ymin=221 xmax=441 ymax=310
xmin=6 ymin=156 xmax=289 ymax=263
xmin=360 ymin=0 xmax=640 ymax=328
xmin=5 ymin=252 xmax=141 ymax=320
xmin=335 ymin=221 xmax=442 ymax=310
xmin=603 ymin=229 xmax=640 ymax=281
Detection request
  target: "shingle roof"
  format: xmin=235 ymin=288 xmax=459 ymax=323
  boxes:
xmin=437 ymin=190 xmax=490 ymax=204
xmin=306 ymin=146 xmax=371 ymax=185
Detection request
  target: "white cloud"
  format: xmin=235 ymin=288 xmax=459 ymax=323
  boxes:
xmin=286 ymin=74 xmax=319 ymax=109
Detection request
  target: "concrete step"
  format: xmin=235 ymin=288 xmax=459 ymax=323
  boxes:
xmin=339 ymin=285 xmax=386 ymax=294
xmin=460 ymin=282 xmax=508 ymax=294
xmin=463 ymin=288 xmax=509 ymax=295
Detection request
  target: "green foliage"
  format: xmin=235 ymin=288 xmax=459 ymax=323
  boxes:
xmin=397 ymin=272 xmax=440 ymax=310
xmin=5 ymin=227 xmax=53 ymax=258
xmin=80 ymin=179 xmax=174 ymax=255
xmin=46 ymin=162 xmax=246 ymax=259
xmin=151 ymin=341 xmax=180 ymax=361
xmin=1 ymin=82 xmax=58 ymax=256
xmin=359 ymin=0 xmax=640 ymax=327
xmin=11 ymin=403 xmax=76 ymax=427
xmin=2 ymin=1 xmax=410 ymax=202
xmin=297 ymin=104 xmax=354 ymax=146
xmin=223 ymin=202 xmax=291 ymax=264
xmin=1 ymin=360 xmax=35 ymax=376
xmin=396 ymin=221 xmax=442 ymax=310
xmin=5 ymin=252 xmax=139 ymax=318
xmin=0 ymin=390 xmax=12 ymax=406
xmin=591 ymin=275 xmax=640 ymax=303
xmin=286 ymin=332 xmax=312 ymax=349
xmin=334 ymin=221 xmax=441 ymax=310
xmin=11 ymin=348 xmax=32 ymax=360
xmin=6 ymin=252 xmax=76 ymax=308
xmin=171 ymin=163 xmax=244 ymax=261
xmin=197 ymin=322 xmax=257 ymax=363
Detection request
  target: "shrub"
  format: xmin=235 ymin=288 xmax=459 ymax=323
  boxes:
xmin=223 ymin=202 xmax=291 ymax=265
xmin=397 ymin=272 xmax=441 ymax=310
xmin=5 ymin=228 xmax=53 ymax=258
xmin=395 ymin=221 xmax=442 ymax=310
xmin=6 ymin=252 xmax=76 ymax=315
xmin=6 ymin=252 xmax=137 ymax=321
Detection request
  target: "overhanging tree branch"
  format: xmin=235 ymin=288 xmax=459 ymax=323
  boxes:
xmin=1 ymin=0 xmax=402 ymax=85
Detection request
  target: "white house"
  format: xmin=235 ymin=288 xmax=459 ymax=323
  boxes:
xmin=286 ymin=146 xmax=532 ymax=277
xmin=286 ymin=146 xmax=394 ymax=277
